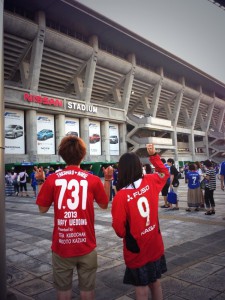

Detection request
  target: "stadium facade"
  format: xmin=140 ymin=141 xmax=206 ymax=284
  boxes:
xmin=3 ymin=0 xmax=225 ymax=168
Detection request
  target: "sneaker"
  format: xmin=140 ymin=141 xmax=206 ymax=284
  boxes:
xmin=186 ymin=208 xmax=191 ymax=212
xmin=161 ymin=205 xmax=170 ymax=208
xmin=205 ymin=211 xmax=212 ymax=215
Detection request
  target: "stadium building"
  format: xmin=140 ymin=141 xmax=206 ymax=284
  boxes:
xmin=3 ymin=0 xmax=225 ymax=172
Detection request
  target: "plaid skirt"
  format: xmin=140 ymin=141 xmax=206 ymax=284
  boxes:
xmin=123 ymin=255 xmax=167 ymax=286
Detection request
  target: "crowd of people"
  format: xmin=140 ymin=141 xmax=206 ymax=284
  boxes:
xmin=5 ymin=167 xmax=30 ymax=197
xmin=4 ymin=138 xmax=225 ymax=300
xmin=158 ymin=158 xmax=224 ymax=217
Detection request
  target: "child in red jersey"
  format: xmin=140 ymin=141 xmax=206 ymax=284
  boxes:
xmin=111 ymin=144 xmax=169 ymax=300
xmin=36 ymin=136 xmax=113 ymax=300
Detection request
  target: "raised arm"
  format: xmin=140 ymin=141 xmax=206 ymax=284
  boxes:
xmin=146 ymin=144 xmax=170 ymax=179
xmin=98 ymin=165 xmax=114 ymax=209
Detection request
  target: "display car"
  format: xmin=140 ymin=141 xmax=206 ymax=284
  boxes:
xmin=5 ymin=124 xmax=23 ymax=139
xmin=109 ymin=135 xmax=118 ymax=144
xmin=89 ymin=133 xmax=101 ymax=143
xmin=66 ymin=131 xmax=78 ymax=136
xmin=37 ymin=129 xmax=54 ymax=140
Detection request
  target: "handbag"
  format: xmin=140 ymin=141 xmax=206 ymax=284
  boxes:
xmin=200 ymin=179 xmax=206 ymax=190
xmin=167 ymin=189 xmax=177 ymax=204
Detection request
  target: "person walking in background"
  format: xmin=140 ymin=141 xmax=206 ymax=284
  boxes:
xmin=112 ymin=164 xmax=118 ymax=197
xmin=55 ymin=165 xmax=63 ymax=173
xmin=195 ymin=161 xmax=204 ymax=208
xmin=203 ymin=160 xmax=216 ymax=215
xmin=220 ymin=160 xmax=225 ymax=192
xmin=48 ymin=167 xmax=55 ymax=176
xmin=30 ymin=166 xmax=38 ymax=198
xmin=184 ymin=164 xmax=189 ymax=184
xmin=18 ymin=168 xmax=29 ymax=197
xmin=185 ymin=163 xmax=201 ymax=212
xmin=11 ymin=168 xmax=19 ymax=196
xmin=145 ymin=163 xmax=152 ymax=174
xmin=36 ymin=135 xmax=113 ymax=300
xmin=167 ymin=158 xmax=179 ymax=210
xmin=219 ymin=160 xmax=225 ymax=220
xmin=87 ymin=164 xmax=94 ymax=174
xmin=111 ymin=144 xmax=169 ymax=300
xmin=160 ymin=158 xmax=170 ymax=208
xmin=142 ymin=163 xmax=146 ymax=175
xmin=5 ymin=170 xmax=14 ymax=196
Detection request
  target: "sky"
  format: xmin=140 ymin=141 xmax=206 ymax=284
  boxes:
xmin=77 ymin=0 xmax=225 ymax=84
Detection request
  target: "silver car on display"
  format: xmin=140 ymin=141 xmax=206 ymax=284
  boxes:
xmin=5 ymin=125 xmax=23 ymax=139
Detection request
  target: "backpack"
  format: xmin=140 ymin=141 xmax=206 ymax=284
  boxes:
xmin=172 ymin=166 xmax=179 ymax=187
xmin=20 ymin=173 xmax=25 ymax=181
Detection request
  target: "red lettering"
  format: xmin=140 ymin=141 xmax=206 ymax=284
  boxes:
xmin=24 ymin=93 xmax=32 ymax=102
xmin=34 ymin=95 xmax=42 ymax=103
xmin=55 ymin=100 xmax=63 ymax=107
xmin=42 ymin=97 xmax=49 ymax=105
xmin=23 ymin=93 xmax=63 ymax=107
xmin=49 ymin=99 xmax=55 ymax=106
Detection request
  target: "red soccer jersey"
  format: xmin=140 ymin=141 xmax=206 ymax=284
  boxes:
xmin=111 ymin=155 xmax=169 ymax=268
xmin=36 ymin=166 xmax=109 ymax=257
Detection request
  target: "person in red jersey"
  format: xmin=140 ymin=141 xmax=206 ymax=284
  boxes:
xmin=36 ymin=135 xmax=113 ymax=300
xmin=111 ymin=144 xmax=169 ymax=300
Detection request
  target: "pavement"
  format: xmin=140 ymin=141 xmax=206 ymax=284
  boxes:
xmin=5 ymin=178 xmax=225 ymax=300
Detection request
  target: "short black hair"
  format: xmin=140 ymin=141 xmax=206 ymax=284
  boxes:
xmin=204 ymin=160 xmax=212 ymax=168
xmin=189 ymin=163 xmax=196 ymax=171
xmin=167 ymin=158 xmax=174 ymax=165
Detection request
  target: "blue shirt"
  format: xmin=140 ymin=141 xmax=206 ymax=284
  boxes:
xmin=187 ymin=171 xmax=200 ymax=189
xmin=219 ymin=161 xmax=225 ymax=183
xmin=30 ymin=171 xmax=37 ymax=186
xmin=165 ymin=163 xmax=171 ymax=183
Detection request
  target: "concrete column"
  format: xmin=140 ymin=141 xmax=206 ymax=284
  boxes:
xmin=101 ymin=121 xmax=110 ymax=161
xmin=26 ymin=11 xmax=46 ymax=90
xmin=55 ymin=114 xmax=65 ymax=161
xmin=188 ymin=130 xmax=196 ymax=161
xmin=200 ymin=100 xmax=214 ymax=131
xmin=26 ymin=110 xmax=37 ymax=162
xmin=204 ymin=135 xmax=209 ymax=157
xmin=0 ymin=0 xmax=6 ymax=298
xmin=171 ymin=130 xmax=178 ymax=162
xmin=188 ymin=89 xmax=202 ymax=129
xmin=172 ymin=88 xmax=184 ymax=126
xmin=216 ymin=107 xmax=225 ymax=132
xmin=122 ymin=54 xmax=135 ymax=111
xmin=82 ymin=35 xmax=98 ymax=103
xmin=80 ymin=117 xmax=90 ymax=161
xmin=119 ymin=123 xmax=127 ymax=155
xmin=150 ymin=78 xmax=162 ymax=117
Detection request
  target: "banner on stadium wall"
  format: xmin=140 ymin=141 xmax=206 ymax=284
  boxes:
xmin=65 ymin=118 xmax=80 ymax=137
xmin=89 ymin=120 xmax=101 ymax=156
xmin=37 ymin=114 xmax=55 ymax=155
xmin=109 ymin=124 xmax=119 ymax=155
xmin=5 ymin=109 xmax=25 ymax=154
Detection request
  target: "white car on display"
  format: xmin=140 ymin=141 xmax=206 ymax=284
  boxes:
xmin=5 ymin=124 xmax=23 ymax=139
xmin=109 ymin=135 xmax=118 ymax=144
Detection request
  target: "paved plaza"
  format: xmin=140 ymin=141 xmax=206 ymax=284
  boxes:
xmin=5 ymin=178 xmax=225 ymax=300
